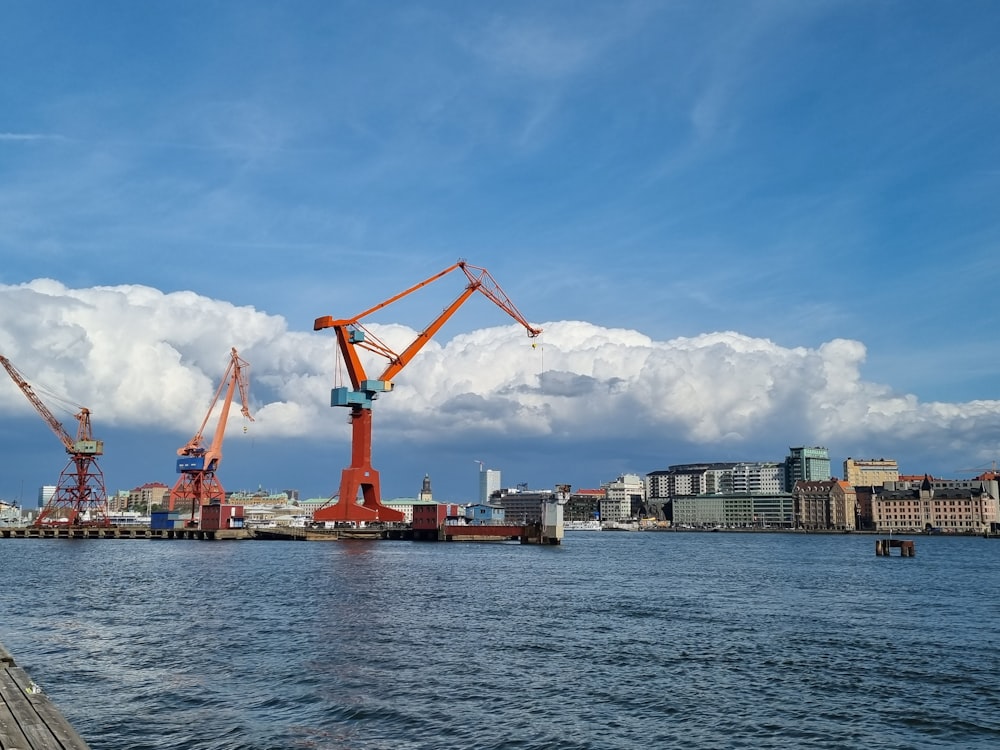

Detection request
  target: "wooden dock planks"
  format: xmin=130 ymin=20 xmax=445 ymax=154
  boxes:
xmin=0 ymin=643 xmax=90 ymax=750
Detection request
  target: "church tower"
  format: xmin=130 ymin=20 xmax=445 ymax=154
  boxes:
xmin=418 ymin=474 xmax=433 ymax=502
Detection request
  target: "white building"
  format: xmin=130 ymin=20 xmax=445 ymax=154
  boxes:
xmin=731 ymin=462 xmax=784 ymax=494
xmin=479 ymin=468 xmax=501 ymax=503
xmin=38 ymin=485 xmax=55 ymax=510
xmin=601 ymin=474 xmax=645 ymax=523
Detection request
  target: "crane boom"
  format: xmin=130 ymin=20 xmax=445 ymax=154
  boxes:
xmin=0 ymin=355 xmax=75 ymax=452
xmin=312 ymin=260 xmax=541 ymax=525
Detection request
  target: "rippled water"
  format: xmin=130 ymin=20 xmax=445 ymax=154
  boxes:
xmin=2 ymin=532 xmax=1000 ymax=749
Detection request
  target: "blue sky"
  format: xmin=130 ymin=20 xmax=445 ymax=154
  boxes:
xmin=2 ymin=1 xmax=1000 ymax=504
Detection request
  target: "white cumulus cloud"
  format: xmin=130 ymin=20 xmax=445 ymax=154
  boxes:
xmin=1 ymin=280 xmax=999 ymax=472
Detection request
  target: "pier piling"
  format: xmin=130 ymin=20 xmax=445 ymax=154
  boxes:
xmin=876 ymin=538 xmax=915 ymax=557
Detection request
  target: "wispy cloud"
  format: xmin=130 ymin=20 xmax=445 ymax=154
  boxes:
xmin=0 ymin=132 xmax=67 ymax=142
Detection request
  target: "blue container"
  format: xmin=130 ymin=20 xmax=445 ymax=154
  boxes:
xmin=177 ymin=456 xmax=205 ymax=472
xmin=150 ymin=511 xmax=175 ymax=530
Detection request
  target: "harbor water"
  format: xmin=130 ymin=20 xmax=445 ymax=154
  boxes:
xmin=2 ymin=531 xmax=1000 ymax=749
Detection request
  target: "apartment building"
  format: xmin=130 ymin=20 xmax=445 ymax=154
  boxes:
xmin=647 ymin=463 xmax=736 ymax=498
xmin=844 ymin=457 xmax=899 ymax=487
xmin=601 ymin=474 xmax=645 ymax=522
xmin=731 ymin=462 xmax=784 ymax=494
xmin=128 ymin=482 xmax=170 ymax=512
xmin=784 ymin=447 xmax=831 ymax=488
xmin=873 ymin=476 xmax=999 ymax=533
xmin=564 ymin=488 xmax=604 ymax=522
xmin=672 ymin=492 xmax=795 ymax=528
xmin=793 ymin=480 xmax=857 ymax=530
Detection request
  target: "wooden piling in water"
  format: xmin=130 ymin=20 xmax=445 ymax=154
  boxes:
xmin=876 ymin=538 xmax=915 ymax=557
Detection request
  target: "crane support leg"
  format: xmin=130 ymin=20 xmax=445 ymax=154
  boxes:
xmin=313 ymin=407 xmax=404 ymax=524
xmin=36 ymin=454 xmax=109 ymax=527
xmin=169 ymin=472 xmax=226 ymax=520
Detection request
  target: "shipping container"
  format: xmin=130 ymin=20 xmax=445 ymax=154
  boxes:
xmin=201 ymin=504 xmax=245 ymax=531
xmin=177 ymin=456 xmax=206 ymax=472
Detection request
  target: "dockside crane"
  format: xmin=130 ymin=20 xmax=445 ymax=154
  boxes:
xmin=0 ymin=354 xmax=109 ymax=526
xmin=312 ymin=260 xmax=542 ymax=524
xmin=169 ymin=348 xmax=253 ymax=517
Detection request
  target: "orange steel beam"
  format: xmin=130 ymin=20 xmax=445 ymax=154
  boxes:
xmin=0 ymin=355 xmax=75 ymax=451
xmin=169 ymin=348 xmax=253 ymax=514
xmin=312 ymin=261 xmax=540 ymax=525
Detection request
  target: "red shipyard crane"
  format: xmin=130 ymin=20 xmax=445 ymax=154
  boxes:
xmin=169 ymin=348 xmax=253 ymax=517
xmin=313 ymin=260 xmax=542 ymax=524
xmin=0 ymin=354 xmax=109 ymax=526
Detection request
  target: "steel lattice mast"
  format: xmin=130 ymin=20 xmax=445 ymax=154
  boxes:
xmin=0 ymin=355 xmax=109 ymax=526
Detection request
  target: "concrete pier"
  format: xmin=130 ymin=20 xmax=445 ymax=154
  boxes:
xmin=0 ymin=526 xmax=251 ymax=541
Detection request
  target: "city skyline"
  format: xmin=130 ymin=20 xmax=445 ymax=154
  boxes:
xmin=7 ymin=447 xmax=979 ymax=511
xmin=3 ymin=3 xmax=1000 ymax=501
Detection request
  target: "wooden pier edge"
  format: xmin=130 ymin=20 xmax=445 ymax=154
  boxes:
xmin=0 ymin=640 xmax=91 ymax=750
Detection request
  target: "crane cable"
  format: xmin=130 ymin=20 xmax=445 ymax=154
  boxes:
xmin=334 ymin=341 xmax=344 ymax=390
xmin=532 ymin=332 xmax=544 ymax=373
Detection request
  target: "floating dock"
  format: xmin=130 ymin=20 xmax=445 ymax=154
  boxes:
xmin=0 ymin=642 xmax=90 ymax=749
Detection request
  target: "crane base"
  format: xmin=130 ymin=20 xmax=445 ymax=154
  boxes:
xmin=313 ymin=500 xmax=405 ymax=524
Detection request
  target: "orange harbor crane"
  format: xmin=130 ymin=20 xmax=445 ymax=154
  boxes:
xmin=313 ymin=260 xmax=542 ymax=524
xmin=169 ymin=348 xmax=253 ymax=518
xmin=0 ymin=354 xmax=109 ymax=526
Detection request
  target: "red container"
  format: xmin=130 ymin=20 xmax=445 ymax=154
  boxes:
xmin=201 ymin=504 xmax=245 ymax=530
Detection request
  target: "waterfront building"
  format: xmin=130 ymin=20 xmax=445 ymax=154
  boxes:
xmin=672 ymin=492 xmax=795 ymax=528
xmin=479 ymin=468 xmax=501 ymax=504
xmin=844 ymin=458 xmax=899 ymax=487
xmin=564 ymin=488 xmax=604 ymax=522
xmin=731 ymin=462 xmax=783 ymax=494
xmin=412 ymin=502 xmax=465 ymax=531
xmin=784 ymin=447 xmax=831 ymax=489
xmin=646 ymin=463 xmax=736 ymax=498
xmin=853 ymin=485 xmax=877 ymax=530
xmin=792 ymin=480 xmax=857 ymax=530
xmin=491 ymin=486 xmax=564 ymax=524
xmin=872 ymin=476 xmax=999 ymax=533
xmin=648 ymin=462 xmax=779 ymax=522
xmin=601 ymin=473 xmax=645 ymax=522
xmin=466 ymin=503 xmax=505 ymax=525
xmin=646 ymin=470 xmax=671 ymax=502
